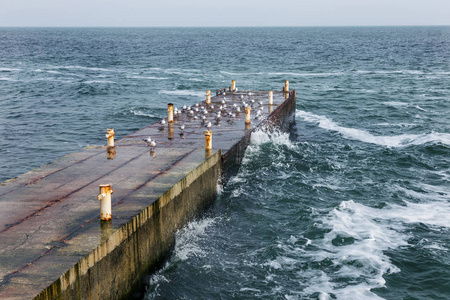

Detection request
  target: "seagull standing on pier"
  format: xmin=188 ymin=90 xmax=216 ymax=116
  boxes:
xmin=143 ymin=137 xmax=152 ymax=146
xmin=180 ymin=124 xmax=185 ymax=131
xmin=150 ymin=140 xmax=156 ymax=150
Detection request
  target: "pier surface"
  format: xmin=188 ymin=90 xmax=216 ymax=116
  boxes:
xmin=0 ymin=89 xmax=295 ymax=299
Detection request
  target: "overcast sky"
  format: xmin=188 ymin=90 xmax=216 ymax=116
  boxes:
xmin=1 ymin=0 xmax=449 ymax=27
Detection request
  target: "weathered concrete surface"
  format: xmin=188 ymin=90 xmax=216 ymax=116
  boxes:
xmin=0 ymin=88 xmax=295 ymax=299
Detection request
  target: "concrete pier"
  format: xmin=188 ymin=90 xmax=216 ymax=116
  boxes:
xmin=0 ymin=87 xmax=296 ymax=299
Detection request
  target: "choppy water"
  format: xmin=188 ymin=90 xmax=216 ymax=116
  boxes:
xmin=1 ymin=27 xmax=449 ymax=299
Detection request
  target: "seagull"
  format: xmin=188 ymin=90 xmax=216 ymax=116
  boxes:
xmin=236 ymin=107 xmax=241 ymax=112
xmin=205 ymin=121 xmax=212 ymax=128
xmin=150 ymin=140 xmax=156 ymax=149
xmin=180 ymin=124 xmax=185 ymax=131
xmin=240 ymin=95 xmax=244 ymax=99
xmin=143 ymin=137 xmax=152 ymax=146
xmin=221 ymin=99 xmax=226 ymax=104
xmin=195 ymin=103 xmax=199 ymax=107
xmin=160 ymin=119 xmax=166 ymax=125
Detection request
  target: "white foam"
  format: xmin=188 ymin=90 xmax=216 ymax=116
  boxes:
xmin=84 ymin=80 xmax=116 ymax=84
xmin=303 ymin=200 xmax=407 ymax=299
xmin=174 ymin=217 xmax=217 ymax=261
xmin=382 ymin=101 xmax=409 ymax=107
xmin=268 ymin=72 xmax=343 ymax=77
xmin=129 ymin=108 xmax=158 ymax=118
xmin=0 ymin=77 xmax=16 ymax=81
xmin=128 ymin=75 xmax=168 ymax=80
xmin=220 ymin=71 xmax=263 ymax=76
xmin=58 ymin=65 xmax=113 ymax=72
xmin=250 ymin=129 xmax=296 ymax=149
xmin=158 ymin=90 xmax=204 ymax=97
xmin=356 ymin=70 xmax=425 ymax=75
xmin=296 ymin=110 xmax=450 ymax=147
xmin=0 ymin=67 xmax=21 ymax=72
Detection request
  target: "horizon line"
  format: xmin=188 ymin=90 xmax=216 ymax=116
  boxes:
xmin=0 ymin=24 xmax=449 ymax=28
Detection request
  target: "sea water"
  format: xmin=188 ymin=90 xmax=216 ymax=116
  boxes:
xmin=0 ymin=27 xmax=449 ymax=299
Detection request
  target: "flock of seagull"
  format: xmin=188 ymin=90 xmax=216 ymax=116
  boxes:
xmin=143 ymin=92 xmax=267 ymax=150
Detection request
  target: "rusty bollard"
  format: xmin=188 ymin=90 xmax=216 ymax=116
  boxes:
xmin=284 ymin=80 xmax=289 ymax=99
xmin=97 ymin=184 xmax=113 ymax=221
xmin=205 ymin=130 xmax=212 ymax=150
xmin=206 ymin=90 xmax=211 ymax=104
xmin=245 ymin=107 xmax=251 ymax=124
xmin=231 ymin=80 xmax=236 ymax=91
xmin=105 ymin=129 xmax=115 ymax=147
xmin=168 ymin=103 xmax=174 ymax=123
xmin=268 ymin=91 xmax=273 ymax=105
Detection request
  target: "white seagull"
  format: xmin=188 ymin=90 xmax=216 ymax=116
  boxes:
xmin=143 ymin=137 xmax=152 ymax=146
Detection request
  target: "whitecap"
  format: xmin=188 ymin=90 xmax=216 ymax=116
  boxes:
xmin=382 ymin=101 xmax=409 ymax=107
xmin=174 ymin=217 xmax=218 ymax=261
xmin=83 ymin=80 xmax=116 ymax=84
xmin=59 ymin=65 xmax=114 ymax=72
xmin=250 ymin=129 xmax=296 ymax=149
xmin=268 ymin=72 xmax=343 ymax=77
xmin=129 ymin=108 xmax=159 ymax=118
xmin=158 ymin=90 xmax=204 ymax=97
xmin=302 ymin=200 xmax=407 ymax=299
xmin=296 ymin=110 xmax=450 ymax=147
xmin=0 ymin=67 xmax=21 ymax=72
xmin=128 ymin=75 xmax=168 ymax=80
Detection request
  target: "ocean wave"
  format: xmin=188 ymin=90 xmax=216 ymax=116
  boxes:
xmin=174 ymin=217 xmax=218 ymax=261
xmin=0 ymin=77 xmax=16 ymax=81
xmin=129 ymin=108 xmax=159 ymax=118
xmin=305 ymin=200 xmax=407 ymax=299
xmin=0 ymin=68 xmax=21 ymax=72
xmin=54 ymin=65 xmax=115 ymax=72
xmin=382 ymin=101 xmax=409 ymax=107
xmin=220 ymin=71 xmax=263 ymax=76
xmin=296 ymin=110 xmax=450 ymax=147
xmin=268 ymin=72 xmax=343 ymax=77
xmin=250 ymin=129 xmax=296 ymax=149
xmin=355 ymin=70 xmax=425 ymax=75
xmin=158 ymin=90 xmax=204 ymax=97
xmin=83 ymin=80 xmax=116 ymax=84
xmin=128 ymin=75 xmax=168 ymax=80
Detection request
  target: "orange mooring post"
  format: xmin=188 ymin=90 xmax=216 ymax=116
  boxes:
xmin=231 ymin=80 xmax=236 ymax=91
xmin=245 ymin=107 xmax=251 ymax=124
xmin=204 ymin=130 xmax=212 ymax=150
xmin=206 ymin=90 xmax=211 ymax=104
xmin=97 ymin=184 xmax=113 ymax=221
xmin=284 ymin=81 xmax=289 ymax=99
xmin=168 ymin=103 xmax=174 ymax=123
xmin=106 ymin=129 xmax=115 ymax=147
xmin=268 ymin=91 xmax=273 ymax=105
xmin=168 ymin=123 xmax=174 ymax=140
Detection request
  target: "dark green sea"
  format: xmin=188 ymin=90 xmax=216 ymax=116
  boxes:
xmin=0 ymin=27 xmax=449 ymax=299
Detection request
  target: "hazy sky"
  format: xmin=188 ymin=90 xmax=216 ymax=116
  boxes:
xmin=1 ymin=0 xmax=449 ymax=27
